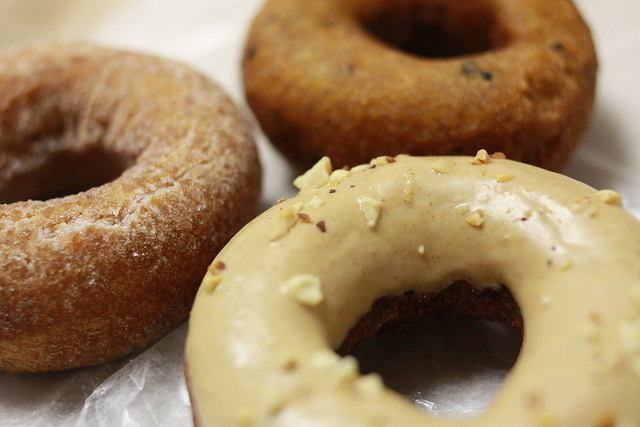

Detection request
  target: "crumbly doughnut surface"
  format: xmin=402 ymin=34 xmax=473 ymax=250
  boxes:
xmin=186 ymin=153 xmax=640 ymax=426
xmin=0 ymin=43 xmax=261 ymax=372
xmin=243 ymin=0 xmax=597 ymax=171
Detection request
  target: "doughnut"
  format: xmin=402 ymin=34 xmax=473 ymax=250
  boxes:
xmin=0 ymin=43 xmax=261 ymax=372
xmin=242 ymin=0 xmax=597 ymax=171
xmin=185 ymin=152 xmax=640 ymax=425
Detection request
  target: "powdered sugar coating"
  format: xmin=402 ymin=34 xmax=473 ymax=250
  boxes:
xmin=0 ymin=43 xmax=260 ymax=372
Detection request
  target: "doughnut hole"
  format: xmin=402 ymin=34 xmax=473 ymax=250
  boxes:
xmin=339 ymin=281 xmax=523 ymax=417
xmin=0 ymin=114 xmax=136 ymax=204
xmin=358 ymin=0 xmax=510 ymax=58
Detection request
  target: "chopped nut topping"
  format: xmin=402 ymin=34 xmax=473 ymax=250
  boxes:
xmin=455 ymin=204 xmax=471 ymax=215
xmin=311 ymin=350 xmax=359 ymax=383
xmin=355 ymin=373 xmax=384 ymax=398
xmin=404 ymin=173 xmax=416 ymax=185
xmin=311 ymin=349 xmax=340 ymax=370
xmin=269 ymin=206 xmax=299 ymax=241
xmin=496 ymin=173 xmax=514 ymax=183
xmin=470 ymin=149 xmax=492 ymax=165
xmin=208 ymin=260 xmax=226 ymax=274
xmin=331 ymin=355 xmax=360 ymax=383
xmin=316 ymin=221 xmax=326 ymax=232
xmin=567 ymin=196 xmax=587 ymax=213
xmin=418 ymin=245 xmax=425 ymax=255
xmin=202 ymin=273 xmax=223 ymax=293
xmin=584 ymin=206 xmax=598 ymax=217
xmin=350 ymin=163 xmax=370 ymax=173
xmin=359 ymin=196 xmax=382 ymax=228
xmin=306 ymin=195 xmax=324 ymax=207
xmin=402 ymin=188 xmax=414 ymax=203
xmin=281 ymin=274 xmax=324 ymax=305
xmin=430 ymin=158 xmax=456 ymax=174
xmin=402 ymin=173 xmax=415 ymax=203
xmin=293 ymin=157 xmax=332 ymax=190
xmin=596 ymin=189 xmax=623 ymax=207
xmin=490 ymin=152 xmax=507 ymax=160
xmin=369 ymin=156 xmax=395 ymax=167
xmin=329 ymin=169 xmax=351 ymax=185
xmin=566 ymin=196 xmax=598 ymax=216
xmin=297 ymin=213 xmax=312 ymax=223
xmin=466 ymin=209 xmax=485 ymax=227
xmin=559 ymin=259 xmax=572 ymax=270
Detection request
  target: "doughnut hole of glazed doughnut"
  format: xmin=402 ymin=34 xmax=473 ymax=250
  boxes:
xmin=186 ymin=153 xmax=640 ymax=426
xmin=242 ymin=0 xmax=597 ymax=171
xmin=0 ymin=42 xmax=261 ymax=372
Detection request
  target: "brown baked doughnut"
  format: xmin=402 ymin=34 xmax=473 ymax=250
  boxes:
xmin=242 ymin=0 xmax=597 ymax=171
xmin=0 ymin=42 xmax=260 ymax=372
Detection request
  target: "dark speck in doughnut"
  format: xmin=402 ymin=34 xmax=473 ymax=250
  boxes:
xmin=245 ymin=45 xmax=257 ymax=61
xmin=461 ymin=60 xmax=478 ymax=76
xmin=552 ymin=42 xmax=565 ymax=51
xmin=480 ymin=71 xmax=493 ymax=81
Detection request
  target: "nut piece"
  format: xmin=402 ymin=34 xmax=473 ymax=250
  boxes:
xmin=430 ymin=158 xmax=456 ymax=174
xmin=355 ymin=373 xmax=385 ymax=398
xmin=269 ymin=206 xmax=299 ymax=241
xmin=281 ymin=274 xmax=324 ymax=306
xmin=359 ymin=196 xmax=382 ymax=228
xmin=202 ymin=273 xmax=223 ymax=293
xmin=496 ymin=173 xmax=514 ymax=183
xmin=470 ymin=149 xmax=492 ymax=165
xmin=596 ymin=189 xmax=623 ymax=207
xmin=466 ymin=209 xmax=485 ymax=227
xmin=294 ymin=157 xmax=332 ymax=190
xmin=329 ymin=169 xmax=351 ymax=185
xmin=306 ymin=195 xmax=325 ymax=207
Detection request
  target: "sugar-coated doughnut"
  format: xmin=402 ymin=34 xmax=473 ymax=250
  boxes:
xmin=186 ymin=152 xmax=640 ymax=426
xmin=0 ymin=43 xmax=261 ymax=372
xmin=242 ymin=0 xmax=597 ymax=171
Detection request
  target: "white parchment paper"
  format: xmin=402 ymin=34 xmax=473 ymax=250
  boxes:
xmin=0 ymin=0 xmax=638 ymax=425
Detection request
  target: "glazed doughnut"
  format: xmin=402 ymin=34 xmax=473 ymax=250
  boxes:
xmin=186 ymin=152 xmax=640 ymax=425
xmin=0 ymin=43 xmax=260 ymax=372
xmin=242 ymin=0 xmax=597 ymax=171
